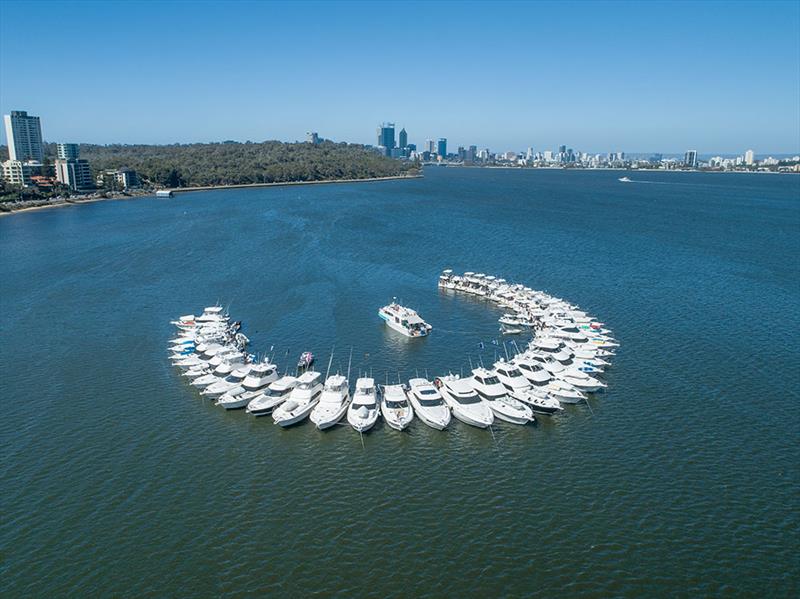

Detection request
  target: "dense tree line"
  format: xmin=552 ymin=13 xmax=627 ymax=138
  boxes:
xmin=50 ymin=141 xmax=417 ymax=187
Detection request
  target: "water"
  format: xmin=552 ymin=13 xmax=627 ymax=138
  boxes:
xmin=1 ymin=169 xmax=798 ymax=596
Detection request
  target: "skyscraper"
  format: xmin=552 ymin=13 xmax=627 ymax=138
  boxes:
xmin=437 ymin=138 xmax=447 ymax=157
xmin=306 ymin=132 xmax=320 ymax=144
xmin=744 ymin=149 xmax=754 ymax=165
xmin=426 ymin=139 xmax=435 ymax=154
xmin=398 ymin=128 xmax=407 ymax=149
xmin=4 ymin=110 xmax=44 ymax=162
xmin=57 ymin=143 xmax=80 ymax=160
xmin=377 ymin=123 xmax=395 ymax=154
xmin=684 ymin=150 xmax=698 ymax=168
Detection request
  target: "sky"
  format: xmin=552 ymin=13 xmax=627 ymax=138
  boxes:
xmin=1 ymin=0 xmax=798 ymax=154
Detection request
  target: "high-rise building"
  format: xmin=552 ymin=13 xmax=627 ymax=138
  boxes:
xmin=437 ymin=138 xmax=447 ymax=157
xmin=377 ymin=123 xmax=395 ymax=154
xmin=57 ymin=143 xmax=80 ymax=160
xmin=398 ymin=128 xmax=407 ymax=149
xmin=4 ymin=110 xmax=44 ymax=162
xmin=306 ymin=132 xmax=320 ymax=144
xmin=55 ymin=159 xmax=94 ymax=190
xmin=744 ymin=149 xmax=754 ymax=165
xmin=684 ymin=150 xmax=698 ymax=168
xmin=467 ymin=145 xmax=477 ymax=162
xmin=426 ymin=139 xmax=435 ymax=154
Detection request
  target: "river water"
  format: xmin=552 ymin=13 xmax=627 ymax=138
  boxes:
xmin=1 ymin=168 xmax=798 ymax=596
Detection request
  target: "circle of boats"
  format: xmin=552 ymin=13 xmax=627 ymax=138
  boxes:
xmin=169 ymin=270 xmax=617 ymax=433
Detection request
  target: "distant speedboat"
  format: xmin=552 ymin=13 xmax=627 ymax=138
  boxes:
xmin=618 ymin=176 xmax=632 ymax=183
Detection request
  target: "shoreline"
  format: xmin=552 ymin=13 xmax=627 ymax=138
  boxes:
xmin=0 ymin=174 xmax=423 ymax=217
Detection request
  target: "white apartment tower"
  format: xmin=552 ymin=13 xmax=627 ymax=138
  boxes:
xmin=57 ymin=143 xmax=80 ymax=160
xmin=4 ymin=110 xmax=44 ymax=162
xmin=744 ymin=149 xmax=754 ymax=166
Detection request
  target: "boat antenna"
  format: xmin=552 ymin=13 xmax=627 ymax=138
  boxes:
xmin=425 ymin=368 xmax=429 ymax=379
xmin=503 ymin=341 xmax=510 ymax=361
xmin=346 ymin=348 xmax=353 ymax=383
xmin=479 ymin=355 xmax=485 ymax=368
xmin=468 ymin=356 xmax=474 ymax=369
xmin=325 ymin=347 xmax=335 ymax=380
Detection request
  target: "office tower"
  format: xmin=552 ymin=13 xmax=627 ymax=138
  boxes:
xmin=377 ymin=123 xmax=395 ymax=153
xmin=398 ymin=128 xmax=407 ymax=149
xmin=437 ymin=138 xmax=447 ymax=157
xmin=426 ymin=139 xmax=435 ymax=154
xmin=4 ymin=110 xmax=44 ymax=162
xmin=684 ymin=150 xmax=698 ymax=168
xmin=57 ymin=143 xmax=79 ymax=160
xmin=306 ymin=132 xmax=319 ymax=144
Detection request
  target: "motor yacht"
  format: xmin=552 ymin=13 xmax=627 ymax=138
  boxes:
xmin=246 ymin=376 xmax=298 ymax=416
xmin=347 ymin=377 xmax=380 ymax=432
xmin=272 ymin=371 xmax=323 ymax=427
xmin=558 ymin=370 xmax=607 ymax=393
xmin=435 ymin=375 xmax=494 ymax=428
xmin=378 ymin=302 xmax=432 ymax=337
xmin=469 ymin=368 xmax=534 ymax=425
xmin=513 ymin=356 xmax=552 ymax=385
xmin=310 ymin=374 xmax=351 ymax=430
xmin=545 ymin=380 xmax=586 ymax=404
xmin=380 ymin=384 xmax=414 ymax=430
xmin=203 ymin=364 xmax=252 ymax=398
xmin=407 ymin=378 xmax=450 ymax=430
xmin=241 ymin=361 xmax=279 ymax=391
xmin=191 ymin=361 xmax=236 ymax=388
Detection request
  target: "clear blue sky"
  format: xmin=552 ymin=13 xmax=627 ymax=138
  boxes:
xmin=1 ymin=1 xmax=798 ymax=154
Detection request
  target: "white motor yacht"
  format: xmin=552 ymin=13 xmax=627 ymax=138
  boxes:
xmin=380 ymin=384 xmax=414 ymax=431
xmin=246 ymin=376 xmax=298 ymax=416
xmin=347 ymin=377 xmax=380 ymax=432
xmin=558 ymin=370 xmax=607 ymax=393
xmin=272 ymin=371 xmax=323 ymax=427
xmin=203 ymin=364 xmax=251 ymax=398
xmin=407 ymin=378 xmax=450 ymax=430
xmin=513 ymin=356 xmax=552 ymax=385
xmin=545 ymin=380 xmax=586 ymax=404
xmin=241 ymin=361 xmax=279 ymax=391
xmin=435 ymin=375 xmax=494 ymax=428
xmin=469 ymin=368 xmax=533 ymax=425
xmin=378 ymin=302 xmax=432 ymax=337
xmin=310 ymin=374 xmax=351 ymax=430
xmin=192 ymin=361 xmax=235 ymax=388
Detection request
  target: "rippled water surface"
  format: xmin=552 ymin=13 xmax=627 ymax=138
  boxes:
xmin=1 ymin=168 xmax=798 ymax=596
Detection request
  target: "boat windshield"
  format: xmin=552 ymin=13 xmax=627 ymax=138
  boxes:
xmin=417 ymin=388 xmax=438 ymax=396
xmin=264 ymin=387 xmax=287 ymax=397
xmin=484 ymin=376 xmax=500 ymax=385
xmin=455 ymin=393 xmax=481 ymax=404
xmin=354 ymin=401 xmax=376 ymax=409
xmin=356 ymin=386 xmax=374 ymax=395
xmin=386 ymin=400 xmax=408 ymax=409
xmin=325 ymin=383 xmax=345 ymax=393
xmin=418 ymin=398 xmax=443 ymax=407
xmin=502 ymin=368 xmax=523 ymax=378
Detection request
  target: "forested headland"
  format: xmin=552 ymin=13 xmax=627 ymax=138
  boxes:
xmin=76 ymin=140 xmax=419 ymax=187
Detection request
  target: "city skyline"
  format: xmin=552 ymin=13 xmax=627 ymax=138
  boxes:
xmin=1 ymin=1 xmax=798 ymax=153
